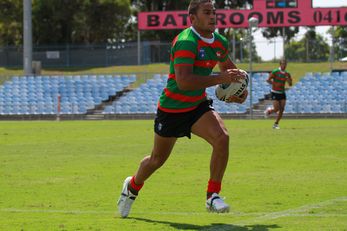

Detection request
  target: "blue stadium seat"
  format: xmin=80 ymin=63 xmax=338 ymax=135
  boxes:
xmin=0 ymin=74 xmax=136 ymax=115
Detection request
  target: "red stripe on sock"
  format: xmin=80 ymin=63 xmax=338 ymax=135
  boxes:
xmin=207 ymin=179 xmax=221 ymax=194
xmin=130 ymin=176 xmax=144 ymax=192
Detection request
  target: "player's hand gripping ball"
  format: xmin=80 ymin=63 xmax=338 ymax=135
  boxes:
xmin=215 ymin=69 xmax=249 ymax=102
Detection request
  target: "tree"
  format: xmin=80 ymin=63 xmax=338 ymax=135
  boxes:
xmin=262 ymin=27 xmax=299 ymax=49
xmin=285 ymin=28 xmax=329 ymax=62
xmin=329 ymin=26 xmax=347 ymax=60
xmin=80 ymin=0 xmax=131 ymax=44
xmin=32 ymin=0 xmax=83 ymax=45
xmin=0 ymin=0 xmax=22 ymax=46
xmin=0 ymin=0 xmax=132 ymax=46
xmin=261 ymin=21 xmax=300 ymax=59
xmin=33 ymin=0 xmax=131 ymax=45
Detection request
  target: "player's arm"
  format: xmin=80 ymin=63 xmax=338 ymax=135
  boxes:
xmin=266 ymin=73 xmax=274 ymax=85
xmin=218 ymin=56 xmax=247 ymax=81
xmin=287 ymin=74 xmax=293 ymax=86
xmin=218 ymin=57 xmax=237 ymax=72
xmin=227 ymin=90 xmax=248 ymax=104
xmin=175 ymin=61 xmax=243 ymax=91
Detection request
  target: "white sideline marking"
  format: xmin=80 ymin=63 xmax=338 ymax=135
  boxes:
xmin=0 ymin=196 xmax=346 ymax=220
xmin=235 ymin=196 xmax=347 ymax=226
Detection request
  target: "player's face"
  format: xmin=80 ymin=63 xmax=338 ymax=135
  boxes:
xmin=280 ymin=61 xmax=287 ymax=70
xmin=191 ymin=3 xmax=216 ymax=37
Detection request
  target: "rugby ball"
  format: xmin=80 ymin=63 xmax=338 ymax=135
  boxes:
xmin=215 ymin=70 xmax=249 ymax=102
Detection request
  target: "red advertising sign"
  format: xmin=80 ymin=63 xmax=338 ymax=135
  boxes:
xmin=138 ymin=0 xmax=347 ymax=30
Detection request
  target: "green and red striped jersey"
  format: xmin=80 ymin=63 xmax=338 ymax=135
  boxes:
xmin=271 ymin=68 xmax=291 ymax=93
xmin=158 ymin=27 xmax=229 ymax=113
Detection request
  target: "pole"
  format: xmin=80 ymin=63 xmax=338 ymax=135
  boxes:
xmin=274 ymin=39 xmax=276 ymax=61
xmin=248 ymin=27 xmax=253 ymax=119
xmin=247 ymin=17 xmax=258 ymax=119
xmin=57 ymin=94 xmax=61 ymax=121
xmin=23 ymin=0 xmax=33 ymax=75
xmin=137 ymin=0 xmax=141 ymax=65
xmin=240 ymin=38 xmax=243 ymax=62
xmin=232 ymin=29 xmax=236 ymax=61
xmin=282 ymin=27 xmax=285 ymax=58
xmin=137 ymin=30 xmax=141 ymax=65
xmin=330 ymin=26 xmax=335 ymax=71
xmin=306 ymin=38 xmax=309 ymax=62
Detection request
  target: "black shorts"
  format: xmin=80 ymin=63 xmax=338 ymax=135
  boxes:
xmin=271 ymin=92 xmax=286 ymax=100
xmin=154 ymin=99 xmax=214 ymax=139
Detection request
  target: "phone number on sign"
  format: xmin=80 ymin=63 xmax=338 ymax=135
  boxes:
xmin=313 ymin=10 xmax=346 ymax=24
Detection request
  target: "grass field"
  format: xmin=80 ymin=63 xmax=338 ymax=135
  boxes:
xmin=0 ymin=119 xmax=346 ymax=230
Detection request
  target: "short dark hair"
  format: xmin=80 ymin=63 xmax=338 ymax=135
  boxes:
xmin=188 ymin=0 xmax=213 ymax=15
xmin=280 ymin=58 xmax=287 ymax=64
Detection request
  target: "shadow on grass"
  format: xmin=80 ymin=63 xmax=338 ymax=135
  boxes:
xmin=130 ymin=217 xmax=280 ymax=231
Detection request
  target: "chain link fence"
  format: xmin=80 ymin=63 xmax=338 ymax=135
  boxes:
xmin=0 ymin=41 xmax=170 ymax=68
xmin=1 ymin=39 xmax=345 ymax=69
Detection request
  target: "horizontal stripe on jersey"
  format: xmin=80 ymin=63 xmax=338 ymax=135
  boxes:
xmin=173 ymin=50 xmax=196 ymax=60
xmin=194 ymin=60 xmax=218 ymax=69
xmin=164 ymin=88 xmax=207 ymax=103
xmin=157 ymin=103 xmax=199 ymax=113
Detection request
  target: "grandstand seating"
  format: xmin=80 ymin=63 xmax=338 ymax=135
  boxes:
xmin=102 ymin=72 xmax=271 ymax=114
xmin=102 ymin=71 xmax=346 ymax=115
xmin=0 ymin=71 xmax=346 ymax=117
xmin=0 ymin=75 xmax=136 ymax=115
xmin=103 ymin=74 xmax=164 ymax=114
xmin=286 ymin=72 xmax=347 ymax=114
